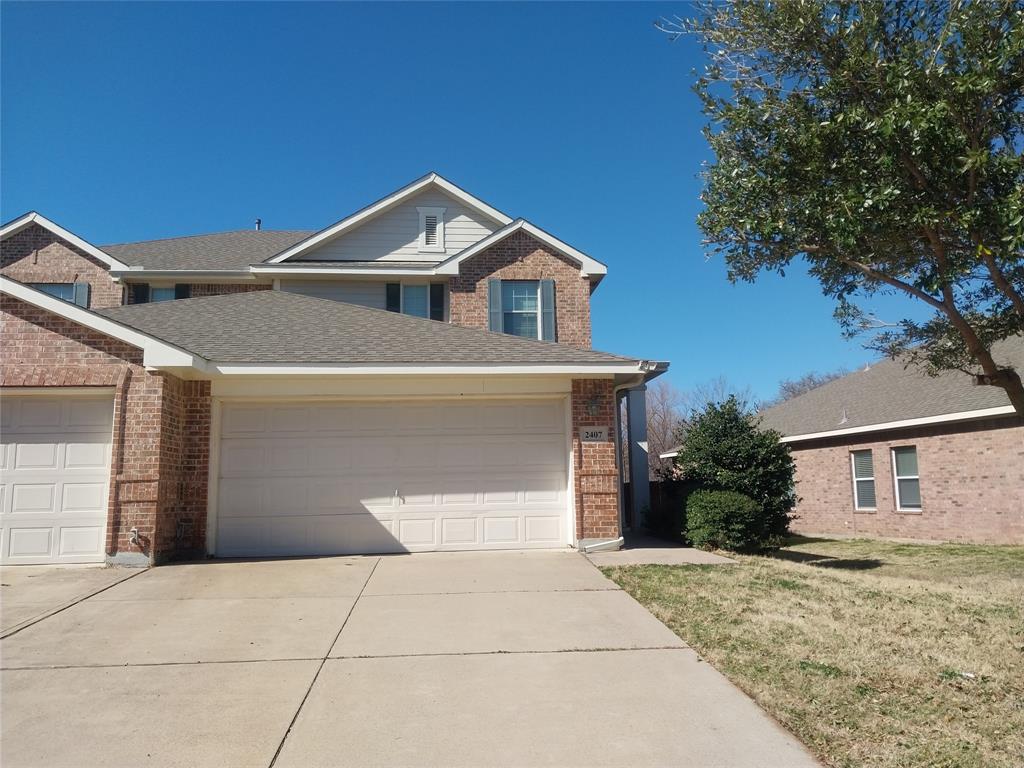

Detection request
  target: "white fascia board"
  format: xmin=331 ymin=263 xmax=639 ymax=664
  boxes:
xmin=207 ymin=362 xmax=644 ymax=376
xmin=1 ymin=276 xmax=203 ymax=369
xmin=0 ymin=212 xmax=131 ymax=271
xmin=435 ymin=219 xmax=609 ymax=278
xmin=110 ymin=270 xmax=260 ymax=282
xmin=250 ymin=264 xmax=438 ymax=277
xmin=264 ymin=173 xmax=514 ymax=264
xmin=779 ymin=405 xmax=1018 ymax=444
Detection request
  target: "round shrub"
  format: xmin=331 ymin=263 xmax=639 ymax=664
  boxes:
xmin=685 ymin=489 xmax=764 ymax=551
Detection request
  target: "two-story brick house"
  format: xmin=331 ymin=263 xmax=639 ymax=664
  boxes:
xmin=1 ymin=173 xmax=665 ymax=565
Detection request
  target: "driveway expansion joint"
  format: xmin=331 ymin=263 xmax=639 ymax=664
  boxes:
xmin=266 ymin=556 xmax=382 ymax=768
xmin=0 ymin=568 xmax=147 ymax=640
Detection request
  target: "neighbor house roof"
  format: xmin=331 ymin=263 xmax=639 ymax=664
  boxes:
xmin=94 ymin=289 xmax=639 ymax=368
xmin=103 ymin=230 xmax=313 ymax=271
xmin=758 ymin=335 xmax=1024 ymax=442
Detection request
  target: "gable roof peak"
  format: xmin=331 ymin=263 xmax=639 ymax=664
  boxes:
xmin=265 ymin=172 xmax=513 ymax=264
xmin=0 ymin=210 xmax=131 ymax=271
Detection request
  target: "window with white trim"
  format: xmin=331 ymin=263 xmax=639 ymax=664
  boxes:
xmin=501 ymin=280 xmax=540 ymax=339
xmin=892 ymin=446 xmax=921 ymax=510
xmin=417 ymin=206 xmax=446 ymax=253
xmin=850 ymin=450 xmax=876 ymax=510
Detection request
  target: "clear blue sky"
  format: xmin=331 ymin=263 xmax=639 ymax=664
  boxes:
xmin=2 ymin=1 xmax=914 ymax=400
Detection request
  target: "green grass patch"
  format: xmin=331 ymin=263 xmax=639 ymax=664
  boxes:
xmin=603 ymin=538 xmax=1024 ymax=768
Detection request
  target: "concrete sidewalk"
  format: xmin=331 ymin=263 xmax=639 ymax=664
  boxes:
xmin=1 ymin=551 xmax=819 ymax=768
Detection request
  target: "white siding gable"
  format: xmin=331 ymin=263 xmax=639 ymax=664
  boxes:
xmin=280 ymin=280 xmax=387 ymax=309
xmin=297 ymin=190 xmax=501 ymax=263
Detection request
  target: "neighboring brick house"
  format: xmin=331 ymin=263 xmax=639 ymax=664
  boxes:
xmin=0 ymin=173 xmax=665 ymax=566
xmin=754 ymin=339 xmax=1024 ymax=545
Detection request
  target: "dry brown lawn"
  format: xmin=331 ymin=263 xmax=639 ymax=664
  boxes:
xmin=603 ymin=537 xmax=1024 ymax=768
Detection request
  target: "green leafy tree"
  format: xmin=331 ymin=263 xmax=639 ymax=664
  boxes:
xmin=672 ymin=396 xmax=796 ymax=539
xmin=661 ymin=1 xmax=1024 ymax=412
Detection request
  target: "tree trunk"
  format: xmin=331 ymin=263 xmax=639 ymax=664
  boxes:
xmin=992 ymin=366 xmax=1024 ymax=415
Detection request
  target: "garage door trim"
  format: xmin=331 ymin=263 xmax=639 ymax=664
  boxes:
xmin=206 ymin=394 xmax=575 ymax=556
xmin=0 ymin=388 xmax=116 ymax=565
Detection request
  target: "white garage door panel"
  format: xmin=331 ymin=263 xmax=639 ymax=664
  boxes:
xmin=216 ymin=399 xmax=570 ymax=556
xmin=0 ymin=395 xmax=113 ymax=564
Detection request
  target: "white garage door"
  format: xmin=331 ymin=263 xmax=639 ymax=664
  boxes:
xmin=0 ymin=393 xmax=113 ymax=564
xmin=215 ymin=399 xmax=570 ymax=556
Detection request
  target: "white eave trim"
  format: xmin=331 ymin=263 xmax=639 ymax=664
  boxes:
xmin=0 ymin=212 xmax=131 ymax=271
xmin=0 ymin=276 xmax=202 ymax=369
xmin=435 ymin=219 xmax=608 ymax=279
xmin=110 ymin=270 xmax=261 ymax=282
xmin=250 ymin=264 xmax=439 ymax=277
xmin=779 ymin=405 xmax=1018 ymax=443
xmin=264 ymin=173 xmax=514 ymax=264
xmin=205 ymin=362 xmax=646 ymax=376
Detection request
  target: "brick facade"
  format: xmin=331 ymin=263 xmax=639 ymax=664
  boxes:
xmin=789 ymin=417 xmax=1024 ymax=544
xmin=1 ymin=295 xmax=210 ymax=564
xmin=1 ymin=223 xmax=123 ymax=309
xmin=188 ymin=283 xmax=271 ymax=298
xmin=449 ymin=230 xmax=593 ymax=349
xmin=572 ymin=378 xmax=621 ymax=541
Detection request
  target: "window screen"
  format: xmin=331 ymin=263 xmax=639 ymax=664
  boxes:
xmin=851 ymin=450 xmax=876 ymax=509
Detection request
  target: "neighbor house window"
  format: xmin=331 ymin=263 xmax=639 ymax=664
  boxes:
xmin=488 ymin=278 xmax=556 ymax=341
xmin=30 ymin=282 xmax=89 ymax=308
xmin=417 ymin=206 xmax=446 ymax=253
xmin=892 ymin=446 xmax=921 ymax=511
xmin=385 ymin=282 xmax=445 ymax=321
xmin=850 ymin=450 xmax=876 ymax=510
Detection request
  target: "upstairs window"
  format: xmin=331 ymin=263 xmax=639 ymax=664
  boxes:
xmin=150 ymin=286 xmax=177 ymax=303
xmin=850 ymin=450 xmax=876 ymax=510
xmin=130 ymin=284 xmax=190 ymax=304
xmin=501 ymin=281 xmax=540 ymax=339
xmin=30 ymin=282 xmax=89 ymax=308
xmin=892 ymin=446 xmax=922 ymax=511
xmin=488 ymin=278 xmax=555 ymax=341
xmin=417 ymin=207 xmax=446 ymax=253
xmin=386 ymin=282 xmax=445 ymax=321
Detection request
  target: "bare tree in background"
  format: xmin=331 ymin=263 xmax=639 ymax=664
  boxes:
xmin=679 ymin=375 xmax=756 ymax=418
xmin=621 ymin=377 xmax=759 ymax=481
xmin=763 ymin=368 xmax=850 ymax=407
xmin=645 ymin=379 xmax=686 ymax=479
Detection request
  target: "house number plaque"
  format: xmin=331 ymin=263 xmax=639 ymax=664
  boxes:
xmin=579 ymin=426 xmax=609 ymax=442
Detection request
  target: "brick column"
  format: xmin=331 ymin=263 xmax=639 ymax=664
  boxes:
xmin=572 ymin=379 xmax=621 ymax=542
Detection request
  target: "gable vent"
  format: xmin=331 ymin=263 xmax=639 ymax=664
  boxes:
xmin=423 ymin=215 xmax=439 ymax=246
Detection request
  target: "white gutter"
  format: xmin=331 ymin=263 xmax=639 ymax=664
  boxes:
xmin=250 ymin=264 xmax=439 ymax=277
xmin=206 ymin=362 xmax=649 ymax=376
xmin=779 ymin=405 xmax=1017 ymax=443
xmin=110 ymin=270 xmax=261 ymax=282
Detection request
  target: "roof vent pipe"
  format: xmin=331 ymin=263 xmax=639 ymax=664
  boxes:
xmin=255 ymin=218 xmax=262 ymax=231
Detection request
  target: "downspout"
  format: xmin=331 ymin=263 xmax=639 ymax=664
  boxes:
xmin=594 ymin=360 xmax=669 ymax=553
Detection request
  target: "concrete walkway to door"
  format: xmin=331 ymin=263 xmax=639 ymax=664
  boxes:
xmin=1 ymin=551 xmax=820 ymax=768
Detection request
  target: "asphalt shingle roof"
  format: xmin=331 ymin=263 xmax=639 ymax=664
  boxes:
xmin=758 ymin=335 xmax=1024 ymax=437
xmin=96 ymin=290 xmax=637 ymax=365
xmin=102 ymin=230 xmax=314 ymax=271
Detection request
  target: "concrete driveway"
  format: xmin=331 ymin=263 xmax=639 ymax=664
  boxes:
xmin=1 ymin=552 xmax=819 ymax=768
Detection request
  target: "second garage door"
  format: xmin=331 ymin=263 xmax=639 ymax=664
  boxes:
xmin=215 ymin=398 xmax=570 ymax=557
